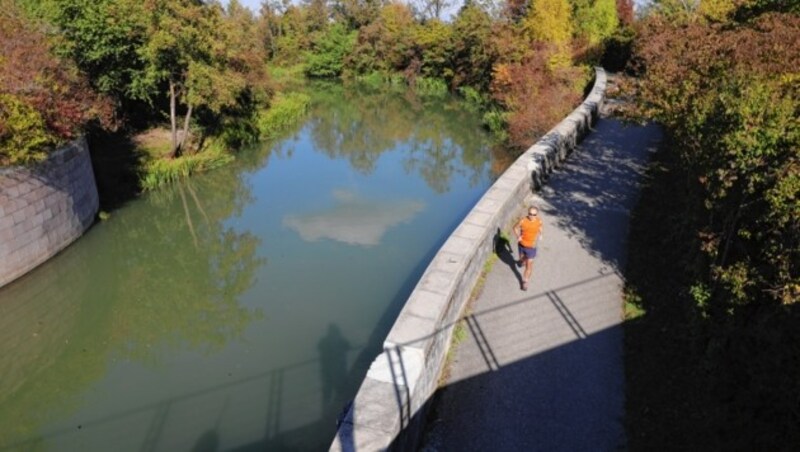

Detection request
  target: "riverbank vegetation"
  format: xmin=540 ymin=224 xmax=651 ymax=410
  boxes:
xmin=622 ymin=0 xmax=799 ymax=447
xmin=3 ymin=0 xmax=630 ymax=200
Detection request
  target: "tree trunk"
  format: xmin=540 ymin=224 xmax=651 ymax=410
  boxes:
xmin=169 ymin=80 xmax=178 ymax=158
xmin=179 ymin=103 xmax=193 ymax=154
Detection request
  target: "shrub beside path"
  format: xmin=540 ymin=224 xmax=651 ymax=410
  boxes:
xmin=421 ymin=85 xmax=663 ymax=451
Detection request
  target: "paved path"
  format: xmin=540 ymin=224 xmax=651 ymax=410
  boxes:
xmin=421 ymin=107 xmax=663 ymax=451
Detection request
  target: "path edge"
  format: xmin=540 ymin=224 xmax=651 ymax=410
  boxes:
xmin=330 ymin=68 xmax=607 ymax=452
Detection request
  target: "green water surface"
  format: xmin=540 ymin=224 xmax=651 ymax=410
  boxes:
xmin=0 ymin=83 xmax=500 ymax=452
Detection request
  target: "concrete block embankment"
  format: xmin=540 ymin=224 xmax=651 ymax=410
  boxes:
xmin=330 ymin=68 xmax=607 ymax=451
xmin=0 ymin=137 xmax=99 ymax=288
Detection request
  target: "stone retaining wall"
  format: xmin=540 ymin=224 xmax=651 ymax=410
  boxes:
xmin=330 ymin=68 xmax=607 ymax=451
xmin=0 ymin=137 xmax=99 ymax=288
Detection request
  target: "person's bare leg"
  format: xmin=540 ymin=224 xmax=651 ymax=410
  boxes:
xmin=522 ymin=258 xmax=533 ymax=289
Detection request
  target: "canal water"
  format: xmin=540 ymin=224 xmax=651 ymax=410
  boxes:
xmin=0 ymin=83 xmax=500 ymax=451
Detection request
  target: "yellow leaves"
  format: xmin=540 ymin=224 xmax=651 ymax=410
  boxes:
xmin=0 ymin=94 xmax=55 ymax=166
xmin=698 ymin=0 xmax=739 ymax=22
xmin=523 ymin=0 xmax=573 ymax=47
xmin=573 ymin=0 xmax=618 ymax=45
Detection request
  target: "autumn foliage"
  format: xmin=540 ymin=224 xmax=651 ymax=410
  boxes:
xmin=624 ymin=6 xmax=800 ymax=448
xmin=491 ymin=50 xmax=584 ymax=148
xmin=0 ymin=1 xmax=113 ymax=164
xmin=630 ymin=12 xmax=799 ymax=307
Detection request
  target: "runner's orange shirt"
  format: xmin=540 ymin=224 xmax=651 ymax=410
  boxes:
xmin=519 ymin=217 xmax=542 ymax=248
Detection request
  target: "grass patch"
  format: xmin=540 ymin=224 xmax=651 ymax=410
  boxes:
xmin=438 ymin=317 xmax=469 ymax=388
xmin=141 ymin=147 xmax=233 ymax=191
xmin=414 ymin=77 xmax=448 ymax=99
xmin=134 ymin=92 xmax=310 ymax=191
xmin=268 ymin=64 xmax=308 ymax=91
xmin=351 ymin=71 xmax=405 ymax=91
xmin=132 ymin=128 xmax=173 ymax=159
xmin=257 ymin=92 xmax=311 ymax=139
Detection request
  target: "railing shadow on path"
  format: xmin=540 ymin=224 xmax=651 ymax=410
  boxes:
xmin=326 ymin=273 xmax=618 ymax=450
xmin=364 ymin=115 xmax=663 ymax=451
xmin=375 ymin=273 xmax=624 ymax=451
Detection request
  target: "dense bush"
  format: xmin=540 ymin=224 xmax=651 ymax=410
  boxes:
xmin=0 ymin=0 xmax=113 ymax=165
xmin=630 ymin=12 xmax=799 ymax=308
xmin=491 ymin=49 xmax=585 ymax=149
xmin=624 ymin=7 xmax=800 ymax=448
xmin=256 ymin=92 xmax=311 ymax=139
xmin=0 ymin=95 xmax=55 ymax=165
xmin=305 ymin=24 xmax=357 ymax=78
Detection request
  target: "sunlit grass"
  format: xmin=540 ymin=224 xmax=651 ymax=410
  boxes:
xmin=257 ymin=92 xmax=311 ymax=139
xmin=141 ymin=148 xmax=233 ymax=191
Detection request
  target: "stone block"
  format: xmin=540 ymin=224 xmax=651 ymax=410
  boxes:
xmin=33 ymin=199 xmax=45 ymax=214
xmin=369 ymin=345 xmax=425 ymax=394
xmin=346 ymin=377 xmax=404 ymax=435
xmin=492 ymin=175 xmax=519 ymax=192
xmin=22 ymin=204 xmax=36 ymax=220
xmin=419 ymin=268 xmax=458 ymax=297
xmin=386 ymin=311 xmax=437 ymax=349
xmin=452 ymin=222 xmax=487 ymax=242
xmin=0 ymin=226 xmax=12 ymax=244
xmin=462 ymin=210 xmax=492 ymax=229
xmin=472 ymin=197 xmax=503 ymax=216
xmin=0 ymin=215 xmax=13 ymax=231
xmin=12 ymin=209 xmax=26 ymax=224
xmin=402 ymin=289 xmax=451 ymax=323
xmin=439 ymin=236 xmax=479 ymax=261
xmin=504 ymin=162 xmax=528 ymax=177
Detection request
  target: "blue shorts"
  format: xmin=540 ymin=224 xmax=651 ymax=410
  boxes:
xmin=518 ymin=244 xmax=537 ymax=260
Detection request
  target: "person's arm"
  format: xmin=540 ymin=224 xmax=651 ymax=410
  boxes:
xmin=536 ymin=218 xmax=543 ymax=242
xmin=513 ymin=219 xmax=522 ymax=243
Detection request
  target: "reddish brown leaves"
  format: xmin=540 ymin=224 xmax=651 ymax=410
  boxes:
xmin=0 ymin=2 xmax=114 ymax=142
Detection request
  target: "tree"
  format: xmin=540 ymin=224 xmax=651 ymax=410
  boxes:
xmin=523 ymin=0 xmax=574 ymax=66
xmin=347 ymin=2 xmax=416 ymax=73
xmin=572 ymin=0 xmax=618 ymax=45
xmin=136 ymin=0 xmax=267 ymax=157
xmin=331 ymin=0 xmax=384 ymax=28
xmin=524 ymin=0 xmax=573 ymax=45
xmin=630 ymin=13 xmax=800 ymax=308
xmin=616 ymin=0 xmax=634 ymax=25
xmin=306 ymin=23 xmax=358 ymax=77
xmin=49 ymin=0 xmax=147 ymax=101
xmin=410 ymin=19 xmax=454 ymax=79
xmin=450 ymin=4 xmax=495 ymax=89
xmin=0 ymin=0 xmax=113 ymax=165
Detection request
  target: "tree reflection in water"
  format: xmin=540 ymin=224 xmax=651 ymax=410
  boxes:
xmin=305 ymin=81 xmax=495 ymax=193
xmin=0 ymin=171 xmax=264 ymax=448
xmin=0 ymin=81 xmax=500 ymax=451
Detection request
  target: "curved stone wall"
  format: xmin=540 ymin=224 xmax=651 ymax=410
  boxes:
xmin=0 ymin=137 xmax=99 ymax=288
xmin=331 ymin=68 xmax=608 ymax=451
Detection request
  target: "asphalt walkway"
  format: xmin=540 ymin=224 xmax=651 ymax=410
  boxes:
xmin=421 ymin=105 xmax=663 ymax=451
